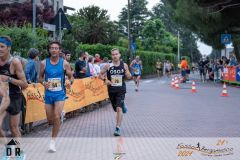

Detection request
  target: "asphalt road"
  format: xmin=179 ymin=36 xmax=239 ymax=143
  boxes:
xmin=26 ymin=74 xmax=240 ymax=137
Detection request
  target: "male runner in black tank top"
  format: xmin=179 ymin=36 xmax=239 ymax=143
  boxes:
xmin=0 ymin=36 xmax=28 ymax=140
xmin=100 ymin=48 xmax=131 ymax=136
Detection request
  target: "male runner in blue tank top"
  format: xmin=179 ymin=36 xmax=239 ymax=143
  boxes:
xmin=130 ymin=56 xmax=143 ymax=92
xmin=100 ymin=48 xmax=131 ymax=136
xmin=39 ymin=41 xmax=74 ymax=152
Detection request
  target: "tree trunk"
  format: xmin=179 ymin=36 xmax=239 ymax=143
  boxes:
xmin=233 ymin=42 xmax=240 ymax=63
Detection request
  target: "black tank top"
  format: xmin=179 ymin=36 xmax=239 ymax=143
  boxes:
xmin=0 ymin=57 xmax=21 ymax=95
xmin=107 ymin=61 xmax=126 ymax=92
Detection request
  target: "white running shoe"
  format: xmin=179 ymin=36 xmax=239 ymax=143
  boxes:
xmin=49 ymin=140 xmax=56 ymax=153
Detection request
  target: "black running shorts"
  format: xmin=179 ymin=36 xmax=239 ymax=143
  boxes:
xmin=7 ymin=94 xmax=23 ymax=115
xmin=108 ymin=91 xmax=126 ymax=112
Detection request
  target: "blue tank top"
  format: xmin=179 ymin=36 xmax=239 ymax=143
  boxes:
xmin=45 ymin=58 xmax=65 ymax=95
xmin=133 ymin=62 xmax=142 ymax=75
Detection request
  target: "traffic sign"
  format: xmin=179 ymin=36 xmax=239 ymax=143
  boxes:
xmin=221 ymin=34 xmax=231 ymax=45
xmin=43 ymin=23 xmax=56 ymax=32
xmin=131 ymin=43 xmax=137 ymax=52
xmin=53 ymin=8 xmax=72 ymax=30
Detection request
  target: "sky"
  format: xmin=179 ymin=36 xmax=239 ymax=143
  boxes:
xmin=64 ymin=0 xmax=212 ymax=55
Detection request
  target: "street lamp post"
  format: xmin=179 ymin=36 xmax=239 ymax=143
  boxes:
xmin=32 ymin=0 xmax=36 ymax=34
xmin=32 ymin=0 xmax=36 ymax=46
xmin=127 ymin=0 xmax=132 ymax=63
xmin=177 ymin=31 xmax=180 ymax=63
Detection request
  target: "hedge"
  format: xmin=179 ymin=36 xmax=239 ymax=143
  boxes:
xmin=0 ymin=25 xmax=49 ymax=58
xmin=75 ymin=44 xmax=176 ymax=75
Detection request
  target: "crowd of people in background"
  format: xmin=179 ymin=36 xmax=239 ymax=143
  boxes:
xmin=197 ymin=55 xmax=239 ymax=83
xmin=155 ymin=55 xmax=239 ymax=83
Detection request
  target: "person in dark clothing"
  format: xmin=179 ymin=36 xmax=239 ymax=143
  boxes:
xmin=74 ymin=51 xmax=87 ymax=79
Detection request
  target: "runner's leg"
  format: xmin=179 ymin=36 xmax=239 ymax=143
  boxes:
xmin=9 ymin=113 xmax=21 ymax=137
xmin=116 ymin=107 xmax=123 ymax=128
xmin=0 ymin=111 xmax=7 ymax=137
xmin=136 ymin=76 xmax=141 ymax=88
xmin=157 ymin=69 xmax=160 ymax=79
xmin=45 ymin=104 xmax=54 ymax=125
xmin=52 ymin=101 xmax=64 ymax=138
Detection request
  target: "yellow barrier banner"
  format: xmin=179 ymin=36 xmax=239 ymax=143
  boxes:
xmin=23 ymin=78 xmax=109 ymax=124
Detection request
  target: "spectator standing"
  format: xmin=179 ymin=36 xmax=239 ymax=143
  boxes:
xmin=100 ymin=57 xmax=109 ymax=70
xmin=95 ymin=53 xmax=102 ymax=63
xmin=88 ymin=56 xmax=95 ymax=77
xmin=75 ymin=51 xmax=87 ymax=79
xmin=180 ymin=57 xmax=188 ymax=82
xmin=229 ymin=56 xmax=238 ymax=66
xmin=93 ymin=59 xmax=101 ymax=76
xmin=24 ymin=48 xmax=39 ymax=84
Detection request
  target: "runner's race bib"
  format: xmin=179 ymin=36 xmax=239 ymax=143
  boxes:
xmin=48 ymin=78 xmax=62 ymax=91
xmin=134 ymin=68 xmax=140 ymax=75
xmin=111 ymin=75 xmax=123 ymax=87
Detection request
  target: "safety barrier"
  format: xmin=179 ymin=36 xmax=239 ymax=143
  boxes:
xmin=22 ymin=77 xmax=109 ymax=124
xmin=222 ymin=66 xmax=240 ymax=85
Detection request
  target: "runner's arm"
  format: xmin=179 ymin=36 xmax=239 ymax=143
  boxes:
xmin=39 ymin=60 xmax=45 ymax=84
xmin=129 ymin=61 xmax=135 ymax=71
xmin=99 ymin=64 xmax=109 ymax=80
xmin=64 ymin=60 xmax=74 ymax=84
xmin=124 ymin=63 xmax=132 ymax=79
xmin=140 ymin=61 xmax=143 ymax=70
xmin=9 ymin=58 xmax=28 ymax=89
xmin=0 ymin=82 xmax=10 ymax=112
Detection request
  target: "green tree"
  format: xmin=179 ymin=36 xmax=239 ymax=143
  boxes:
xmin=167 ymin=0 xmax=240 ymax=62
xmin=67 ymin=5 xmax=120 ymax=45
xmin=152 ymin=0 xmax=202 ymax=62
xmin=118 ymin=0 xmax=150 ymax=40
xmin=141 ymin=18 xmax=177 ymax=53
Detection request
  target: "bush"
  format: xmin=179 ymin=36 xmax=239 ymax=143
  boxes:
xmin=75 ymin=44 xmax=176 ymax=75
xmin=0 ymin=25 xmax=48 ymax=58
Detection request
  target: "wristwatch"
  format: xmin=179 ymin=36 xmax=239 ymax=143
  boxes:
xmin=8 ymin=77 xmax=13 ymax=83
xmin=70 ymin=79 xmax=74 ymax=85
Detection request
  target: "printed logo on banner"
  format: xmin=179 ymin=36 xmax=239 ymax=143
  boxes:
xmin=177 ymin=139 xmax=234 ymax=157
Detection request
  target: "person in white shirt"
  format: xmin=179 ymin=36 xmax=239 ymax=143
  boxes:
xmin=88 ymin=56 xmax=96 ymax=76
xmin=93 ymin=59 xmax=101 ymax=76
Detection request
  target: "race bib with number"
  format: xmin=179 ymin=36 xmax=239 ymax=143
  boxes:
xmin=134 ymin=68 xmax=140 ymax=75
xmin=111 ymin=75 xmax=123 ymax=87
xmin=48 ymin=78 xmax=62 ymax=91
